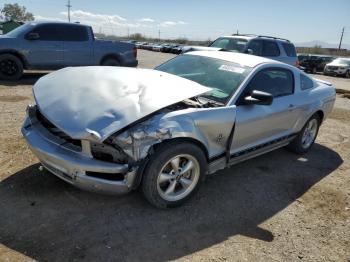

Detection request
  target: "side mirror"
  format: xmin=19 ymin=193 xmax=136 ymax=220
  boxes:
xmin=246 ymin=49 xmax=253 ymax=55
xmin=243 ymin=90 xmax=273 ymax=106
xmin=26 ymin=32 xmax=40 ymax=40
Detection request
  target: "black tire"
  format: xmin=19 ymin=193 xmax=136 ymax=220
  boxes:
xmin=142 ymin=141 xmax=207 ymax=208
xmin=0 ymin=54 xmax=23 ymax=80
xmin=345 ymin=70 xmax=350 ymax=79
xmin=287 ymin=114 xmax=321 ymax=154
xmin=101 ymin=57 xmax=120 ymax=66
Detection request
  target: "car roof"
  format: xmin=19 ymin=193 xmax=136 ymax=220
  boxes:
xmin=220 ymin=35 xmax=291 ymax=43
xmin=26 ymin=21 xmax=88 ymax=27
xmin=185 ymin=51 xmax=282 ymax=68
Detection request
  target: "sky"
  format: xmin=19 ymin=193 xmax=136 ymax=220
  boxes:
xmin=3 ymin=0 xmax=350 ymax=45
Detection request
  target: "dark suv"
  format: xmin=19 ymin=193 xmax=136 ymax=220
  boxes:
xmin=299 ymin=54 xmax=335 ymax=74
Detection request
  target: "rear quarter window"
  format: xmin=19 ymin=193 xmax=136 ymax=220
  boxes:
xmin=300 ymin=74 xmax=314 ymax=90
xmin=282 ymin=43 xmax=297 ymax=57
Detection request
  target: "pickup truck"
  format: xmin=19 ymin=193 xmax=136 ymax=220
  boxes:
xmin=0 ymin=21 xmax=138 ymax=80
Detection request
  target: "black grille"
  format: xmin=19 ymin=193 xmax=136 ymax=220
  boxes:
xmin=36 ymin=109 xmax=82 ymax=150
xmin=327 ymin=66 xmax=338 ymax=70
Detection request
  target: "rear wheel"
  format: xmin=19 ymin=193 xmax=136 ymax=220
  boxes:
xmin=0 ymin=54 xmax=23 ymax=80
xmin=287 ymin=114 xmax=320 ymax=154
xmin=142 ymin=141 xmax=207 ymax=208
xmin=101 ymin=57 xmax=120 ymax=66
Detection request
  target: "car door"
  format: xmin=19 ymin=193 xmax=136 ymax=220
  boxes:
xmin=230 ymin=67 xmax=299 ymax=154
xmin=61 ymin=24 xmax=93 ymax=66
xmin=24 ymin=24 xmax=64 ymax=68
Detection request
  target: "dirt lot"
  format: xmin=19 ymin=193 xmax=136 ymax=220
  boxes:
xmin=0 ymin=50 xmax=349 ymax=262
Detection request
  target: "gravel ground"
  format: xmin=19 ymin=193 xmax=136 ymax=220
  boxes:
xmin=0 ymin=50 xmax=349 ymax=262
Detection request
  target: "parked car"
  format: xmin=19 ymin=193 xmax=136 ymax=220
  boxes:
xmin=0 ymin=21 xmax=138 ymax=80
xmin=171 ymin=45 xmax=184 ymax=54
xmin=297 ymin=53 xmax=309 ymax=63
xmin=152 ymin=43 xmax=164 ymax=52
xmin=160 ymin=44 xmax=173 ymax=53
xmin=22 ymin=51 xmax=335 ymax=208
xmin=182 ymin=34 xmax=299 ymax=66
xmin=300 ymin=55 xmax=335 ymax=74
xmin=324 ymin=57 xmax=350 ymax=78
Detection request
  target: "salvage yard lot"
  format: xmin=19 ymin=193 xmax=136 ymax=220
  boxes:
xmin=0 ymin=50 xmax=349 ymax=261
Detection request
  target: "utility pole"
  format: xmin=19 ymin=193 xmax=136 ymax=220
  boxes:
xmin=338 ymin=27 xmax=345 ymax=50
xmin=127 ymin=27 xmax=130 ymax=38
xmin=66 ymin=0 xmax=72 ymax=22
xmin=158 ymin=28 xmax=161 ymax=42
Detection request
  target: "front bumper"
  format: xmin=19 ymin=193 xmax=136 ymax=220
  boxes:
xmin=324 ymin=68 xmax=347 ymax=76
xmin=21 ymin=107 xmax=136 ymax=194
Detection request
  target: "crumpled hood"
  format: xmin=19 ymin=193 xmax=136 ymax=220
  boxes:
xmin=33 ymin=67 xmax=211 ymax=142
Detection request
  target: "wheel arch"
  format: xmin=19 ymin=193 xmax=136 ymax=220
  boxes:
xmin=100 ymin=53 xmax=122 ymax=65
xmin=0 ymin=50 xmax=29 ymax=69
xmin=151 ymin=137 xmax=210 ymax=162
xmin=131 ymin=137 xmax=210 ymax=190
xmin=314 ymin=110 xmax=324 ymax=123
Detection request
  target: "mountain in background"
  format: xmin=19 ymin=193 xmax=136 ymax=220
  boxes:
xmin=295 ymin=40 xmax=350 ymax=50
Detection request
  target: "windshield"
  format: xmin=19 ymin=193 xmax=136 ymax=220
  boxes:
xmin=6 ymin=23 xmax=34 ymax=38
xmin=333 ymin=58 xmax=350 ymax=66
xmin=209 ymin=37 xmax=248 ymax=52
xmin=156 ymin=54 xmax=252 ymax=103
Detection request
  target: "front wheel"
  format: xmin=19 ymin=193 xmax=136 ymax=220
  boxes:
xmin=142 ymin=141 xmax=207 ymax=208
xmin=0 ymin=54 xmax=23 ymax=80
xmin=287 ymin=114 xmax=320 ymax=154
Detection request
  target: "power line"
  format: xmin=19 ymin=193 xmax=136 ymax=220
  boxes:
xmin=66 ymin=0 xmax=72 ymax=22
xmin=338 ymin=27 xmax=345 ymax=50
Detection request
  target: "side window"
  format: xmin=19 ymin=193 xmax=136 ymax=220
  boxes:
xmin=30 ymin=24 xmax=61 ymax=41
xmin=300 ymin=74 xmax=314 ymax=90
xmin=247 ymin=40 xmax=263 ymax=56
xmin=263 ymin=41 xmax=280 ymax=57
xmin=282 ymin=43 xmax=297 ymax=57
xmin=59 ymin=25 xmax=89 ymax=41
xmin=245 ymin=68 xmax=294 ymax=98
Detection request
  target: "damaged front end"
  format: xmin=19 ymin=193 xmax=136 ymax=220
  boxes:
xmin=23 ymin=66 xmax=236 ymax=194
xmin=22 ymin=105 xmax=138 ymax=194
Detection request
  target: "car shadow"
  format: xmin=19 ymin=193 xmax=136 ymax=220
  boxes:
xmin=0 ymin=144 xmax=343 ymax=261
xmin=0 ymin=71 xmax=48 ymax=86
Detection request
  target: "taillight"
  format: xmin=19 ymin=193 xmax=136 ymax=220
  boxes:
xmin=295 ymin=60 xmax=300 ymax=68
xmin=133 ymin=47 xmax=137 ymax=58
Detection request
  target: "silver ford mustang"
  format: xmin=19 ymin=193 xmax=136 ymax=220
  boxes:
xmin=22 ymin=51 xmax=336 ymax=208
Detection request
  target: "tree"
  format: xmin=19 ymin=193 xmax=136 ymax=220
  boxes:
xmin=1 ymin=3 xmax=34 ymax=22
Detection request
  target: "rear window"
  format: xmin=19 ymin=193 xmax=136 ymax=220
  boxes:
xmin=282 ymin=43 xmax=297 ymax=57
xmin=60 ymin=25 xmax=89 ymax=41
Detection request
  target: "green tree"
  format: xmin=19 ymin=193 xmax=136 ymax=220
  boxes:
xmin=1 ymin=3 xmax=34 ymax=22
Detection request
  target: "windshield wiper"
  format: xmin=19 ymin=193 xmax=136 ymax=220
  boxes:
xmin=197 ymin=96 xmax=224 ymax=107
